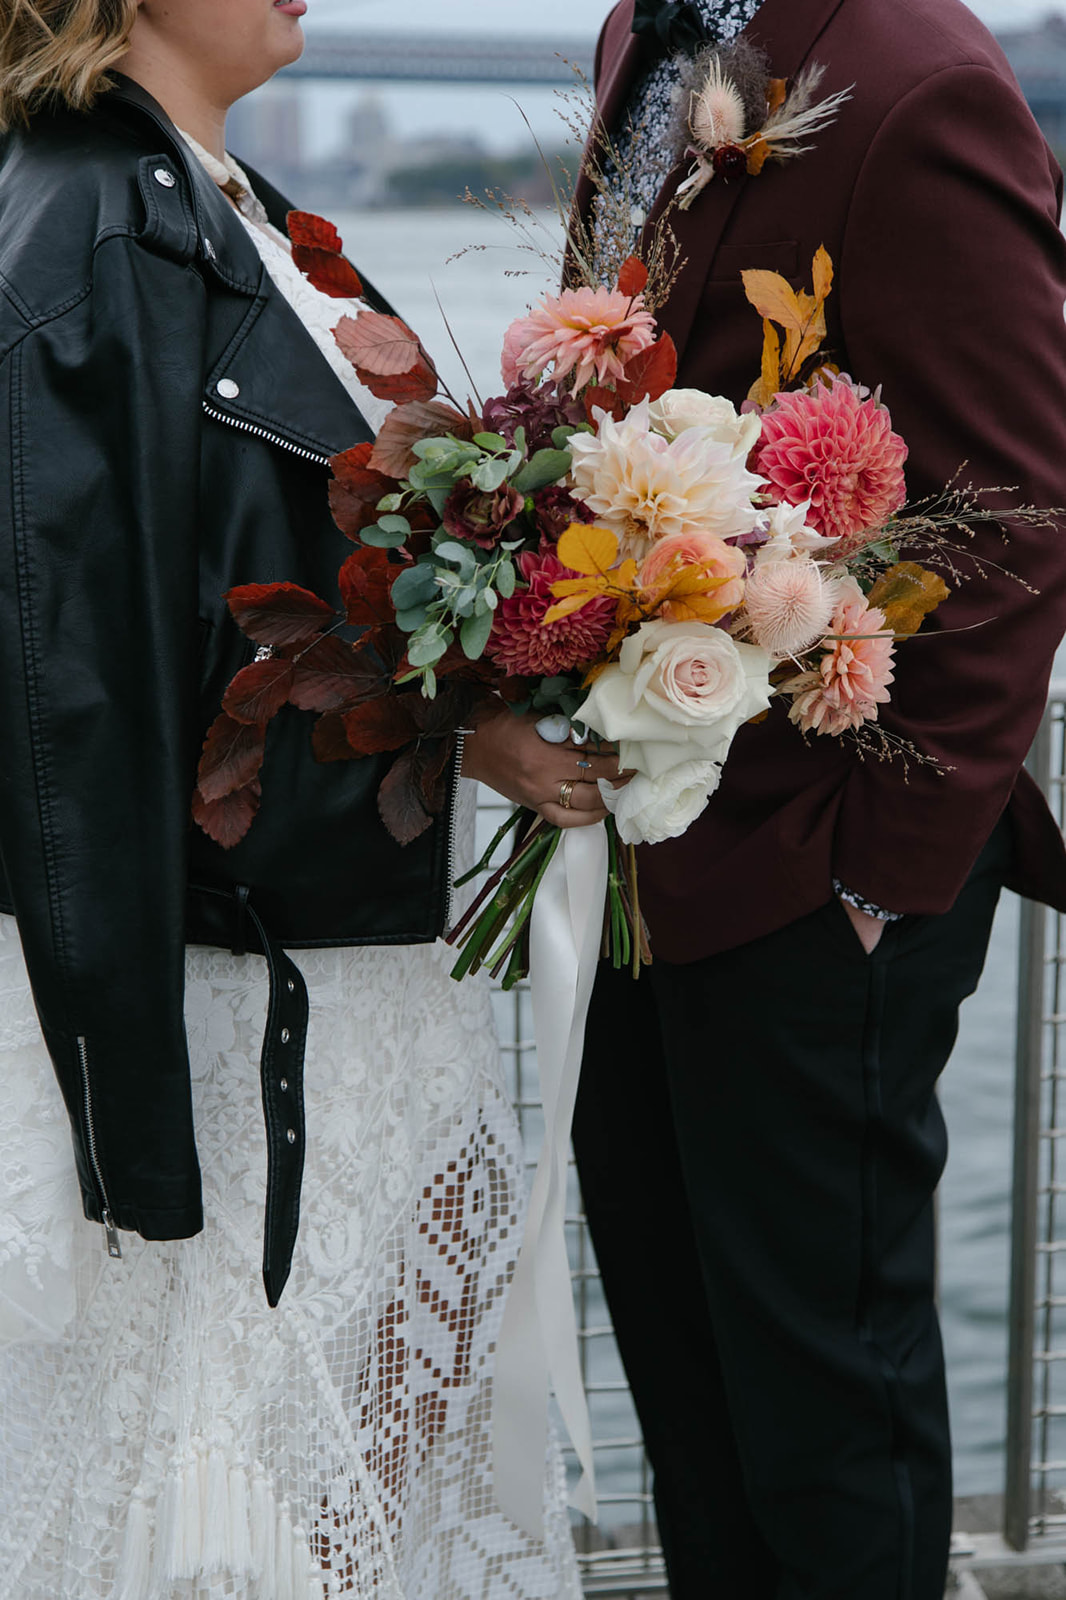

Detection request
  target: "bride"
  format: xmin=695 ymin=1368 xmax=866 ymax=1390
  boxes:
xmin=0 ymin=1 xmax=617 ymax=1596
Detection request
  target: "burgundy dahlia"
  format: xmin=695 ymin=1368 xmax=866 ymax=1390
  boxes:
xmin=442 ymin=481 xmax=524 ymax=549
xmin=530 ymin=485 xmax=596 ymax=545
xmin=481 ymin=382 xmax=585 ymax=456
xmin=486 ymin=547 xmax=616 ymax=679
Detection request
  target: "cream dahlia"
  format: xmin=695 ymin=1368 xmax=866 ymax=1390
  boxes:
xmin=511 ymin=287 xmax=657 ymax=394
xmin=755 ymin=376 xmax=908 ymax=554
xmin=569 ymin=399 xmax=762 ymax=563
xmin=486 ymin=547 xmax=616 ymax=678
xmin=785 ymin=576 xmax=895 ymax=735
xmin=743 ymin=557 xmax=839 ymax=659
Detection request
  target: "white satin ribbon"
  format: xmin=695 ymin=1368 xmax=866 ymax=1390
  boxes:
xmin=492 ymin=824 xmax=607 ymax=1537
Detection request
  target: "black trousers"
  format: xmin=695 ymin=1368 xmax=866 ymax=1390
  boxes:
xmin=572 ymin=824 xmax=1011 ymax=1600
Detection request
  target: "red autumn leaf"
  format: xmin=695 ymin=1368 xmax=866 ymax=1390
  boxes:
xmin=294 ymin=248 xmax=365 ymax=301
xmin=226 ymin=582 xmax=336 ymax=647
xmin=288 ymin=634 xmax=382 ymax=714
xmin=191 ymin=779 xmax=261 ymax=850
xmin=222 ymin=657 xmax=295 ymax=725
xmin=328 ymin=442 xmax=395 ymax=539
xmin=334 ymin=311 xmax=431 ymax=378
xmin=377 ymin=746 xmax=434 ymax=846
xmin=584 ymin=385 xmax=626 ymax=424
xmin=618 ymin=333 xmax=678 ymax=406
xmin=196 ymin=713 xmax=267 ymax=804
xmin=287 ymin=211 xmax=344 ymax=253
xmin=312 ymin=713 xmax=360 ymax=764
xmin=420 ymin=737 xmax=455 ymax=811
xmin=338 ymin=546 xmax=397 ymax=628
xmin=369 ymin=400 xmax=473 ymax=477
xmin=617 ymin=255 xmax=649 ymax=298
xmin=353 ymin=360 xmax=439 ymax=406
xmin=342 ymin=697 xmax=418 ymax=756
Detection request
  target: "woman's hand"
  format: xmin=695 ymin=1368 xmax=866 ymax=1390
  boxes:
xmin=461 ymin=708 xmax=623 ymax=829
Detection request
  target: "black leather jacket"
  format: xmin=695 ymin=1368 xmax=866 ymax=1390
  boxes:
xmin=0 ymin=79 xmax=456 ymax=1300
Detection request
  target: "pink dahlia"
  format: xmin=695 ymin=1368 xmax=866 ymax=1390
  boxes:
xmin=785 ymin=577 xmax=896 ymax=736
xmin=512 ymin=287 xmax=657 ymax=395
xmin=755 ymin=377 xmax=908 ymax=555
xmin=486 ymin=548 xmax=616 ymax=679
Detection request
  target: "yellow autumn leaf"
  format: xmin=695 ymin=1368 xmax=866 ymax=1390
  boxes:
xmin=660 ymin=592 xmax=738 ymax=625
xmin=866 ymin=562 xmax=950 ymax=638
xmin=543 ymin=588 xmax=605 ymax=626
xmin=556 ymin=523 xmax=620 ymax=578
xmin=741 ymin=269 xmax=806 ymax=334
xmin=748 ymin=318 xmax=782 ymax=407
xmin=812 ymin=245 xmax=834 ymax=305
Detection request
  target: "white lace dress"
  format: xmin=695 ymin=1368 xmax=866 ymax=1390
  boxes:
xmin=0 ymin=153 xmax=581 ymax=1600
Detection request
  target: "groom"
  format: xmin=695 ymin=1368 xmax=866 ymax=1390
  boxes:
xmin=571 ymin=2 xmax=1066 ymax=1596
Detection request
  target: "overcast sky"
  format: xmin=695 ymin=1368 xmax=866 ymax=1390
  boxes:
xmin=288 ymin=0 xmax=1057 ymax=155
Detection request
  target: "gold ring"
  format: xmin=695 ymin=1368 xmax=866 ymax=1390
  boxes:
xmin=558 ymin=780 xmax=576 ymax=810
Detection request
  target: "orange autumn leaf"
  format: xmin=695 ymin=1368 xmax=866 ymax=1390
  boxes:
xmin=767 ymin=77 xmax=789 ymax=115
xmin=866 ymin=562 xmax=950 ymax=637
xmin=556 ymin=523 xmax=620 ymax=577
xmin=745 ymin=139 xmax=772 ymax=178
xmin=743 ymin=248 xmax=835 ymax=394
xmin=812 ymin=244 xmax=834 ymax=305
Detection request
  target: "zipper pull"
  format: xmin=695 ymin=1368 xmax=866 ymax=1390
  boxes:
xmin=102 ymin=1210 xmax=123 ymax=1260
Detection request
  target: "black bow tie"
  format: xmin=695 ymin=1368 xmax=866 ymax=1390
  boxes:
xmin=631 ymin=0 xmax=713 ymax=58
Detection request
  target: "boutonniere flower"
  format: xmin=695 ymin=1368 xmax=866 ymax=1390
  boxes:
xmin=676 ymin=45 xmax=853 ymax=211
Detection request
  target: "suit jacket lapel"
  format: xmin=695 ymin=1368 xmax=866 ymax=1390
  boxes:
xmin=604 ymin=0 xmax=850 ymax=357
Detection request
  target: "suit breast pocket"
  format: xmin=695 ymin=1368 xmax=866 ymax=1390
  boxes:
xmin=708 ymin=239 xmax=800 ymax=285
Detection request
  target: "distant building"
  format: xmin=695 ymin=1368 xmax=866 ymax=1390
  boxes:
xmin=228 ymin=86 xmax=306 ymax=195
xmin=999 ymin=12 xmax=1066 ymax=152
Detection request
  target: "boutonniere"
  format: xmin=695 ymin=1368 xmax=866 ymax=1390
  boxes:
xmin=675 ymin=42 xmax=853 ymax=211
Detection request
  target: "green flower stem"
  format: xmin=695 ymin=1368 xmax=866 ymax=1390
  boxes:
xmin=446 ymin=816 xmax=548 ymax=948
xmin=453 ymin=805 xmax=530 ymax=891
xmin=449 ymin=829 xmax=556 ymax=981
xmin=485 ymin=826 xmax=563 ymax=980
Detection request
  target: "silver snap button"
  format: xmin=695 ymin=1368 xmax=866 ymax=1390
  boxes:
xmin=216 ymin=378 xmax=240 ymax=401
xmin=153 ymin=167 xmax=176 ymax=189
xmin=286 ymin=1128 xmax=297 ymax=1145
xmin=280 ymin=1078 xmax=289 ymax=1092
xmin=203 ymin=237 xmax=217 ymax=261
xmin=287 ymin=980 xmax=295 ymax=994
xmin=281 ymin=1027 xmax=290 ymax=1044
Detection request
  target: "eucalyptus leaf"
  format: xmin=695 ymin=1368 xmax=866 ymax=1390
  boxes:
xmin=408 ymin=628 xmax=449 ymax=668
xmin=422 ymin=666 xmax=438 ymax=699
xmin=471 ymin=456 xmax=511 ymax=493
xmin=552 ymin=425 xmax=578 ymax=449
xmin=377 ymin=492 xmax=404 ymax=513
xmin=395 ymin=605 xmax=428 ymax=632
xmin=473 ymin=431 xmax=508 ymax=451
xmin=377 ymin=514 xmax=411 ymax=536
xmin=496 ymin=560 xmax=517 ymax=599
xmin=433 ymin=539 xmax=475 ymax=566
xmin=460 ymin=606 xmax=495 ymax=660
xmin=512 ymin=425 xmax=527 ymax=454
xmin=512 ymin=449 xmax=572 ymax=494
xmin=390 ymin=563 xmax=438 ymax=608
xmin=482 ymin=588 xmax=498 ymax=611
xmin=361 ymin=521 xmax=410 ymax=549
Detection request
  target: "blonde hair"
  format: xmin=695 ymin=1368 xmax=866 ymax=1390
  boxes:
xmin=0 ymin=0 xmax=138 ymax=131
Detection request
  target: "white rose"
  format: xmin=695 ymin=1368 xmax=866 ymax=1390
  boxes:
xmin=578 ymin=620 xmax=773 ymax=781
xmin=647 ymin=388 xmax=763 ymax=459
xmin=602 ymin=759 xmax=722 ymax=846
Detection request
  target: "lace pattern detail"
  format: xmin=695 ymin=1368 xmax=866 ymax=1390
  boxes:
xmin=0 ymin=788 xmax=581 ymax=1598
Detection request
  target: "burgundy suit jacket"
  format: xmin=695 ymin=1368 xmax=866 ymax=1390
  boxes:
xmin=581 ymin=0 xmax=1066 ymax=961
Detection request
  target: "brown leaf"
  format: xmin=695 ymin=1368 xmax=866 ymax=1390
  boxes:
xmin=287 ymin=211 xmax=345 ymax=253
xmin=369 ymin=400 xmax=473 ymax=477
xmin=377 ymin=746 xmax=434 ymax=846
xmin=420 ymin=736 xmax=455 ymax=810
xmin=584 ymin=386 xmax=626 ymax=424
xmin=342 ymin=697 xmax=418 ymax=755
xmin=312 ymin=713 xmax=360 ymax=763
xmin=866 ymin=561 xmax=950 ymax=638
xmin=353 ymin=359 xmax=439 ymax=406
xmin=618 ymin=333 xmax=678 ymax=406
xmin=338 ymin=546 xmax=397 ymax=628
xmin=288 ymin=634 xmax=383 ymax=713
xmin=222 ymin=657 xmax=295 ymax=725
xmin=293 ymin=247 xmax=365 ymax=301
xmin=328 ymin=442 xmax=396 ymax=538
xmin=191 ymin=778 xmax=262 ymax=850
xmin=616 ymin=256 xmax=649 ymax=298
xmin=334 ymin=311 xmax=433 ymax=378
xmin=196 ymin=714 xmax=267 ymax=804
xmin=225 ymin=582 xmax=336 ymax=646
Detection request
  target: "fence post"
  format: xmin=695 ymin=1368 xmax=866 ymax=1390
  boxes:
xmin=1004 ymin=707 xmax=1053 ymax=1551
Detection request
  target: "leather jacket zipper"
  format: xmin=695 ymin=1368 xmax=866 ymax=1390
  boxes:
xmin=445 ymin=736 xmax=466 ymax=929
xmin=202 ymin=401 xmax=333 ymax=466
xmin=77 ymin=1036 xmax=122 ymax=1259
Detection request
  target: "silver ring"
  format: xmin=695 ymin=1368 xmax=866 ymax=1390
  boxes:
xmin=558 ymin=780 xmax=576 ymax=810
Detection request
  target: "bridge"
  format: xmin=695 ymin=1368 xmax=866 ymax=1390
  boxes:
xmin=281 ymin=32 xmax=596 ymax=86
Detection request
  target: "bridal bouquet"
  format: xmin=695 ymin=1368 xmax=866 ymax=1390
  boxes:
xmin=193 ymin=212 xmax=1046 ymax=986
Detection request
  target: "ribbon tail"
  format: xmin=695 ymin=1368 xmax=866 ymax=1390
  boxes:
xmin=492 ymin=825 xmax=608 ymax=1538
